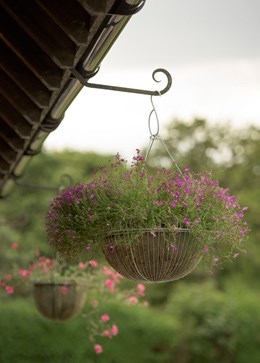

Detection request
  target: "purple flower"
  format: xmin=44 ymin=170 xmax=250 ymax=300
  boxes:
xmin=237 ymin=212 xmax=244 ymax=218
xmin=184 ymin=217 xmax=191 ymax=225
xmin=240 ymin=228 xmax=247 ymax=235
xmin=171 ymin=244 xmax=179 ymax=253
xmin=109 ymin=244 xmax=115 ymax=254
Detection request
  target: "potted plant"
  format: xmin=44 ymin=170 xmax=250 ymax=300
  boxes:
xmin=32 ymin=257 xmax=91 ymax=321
xmin=46 ymin=150 xmax=249 ymax=282
xmin=16 ymin=256 xmax=93 ymax=321
xmin=1 ymin=244 xmax=148 ymax=355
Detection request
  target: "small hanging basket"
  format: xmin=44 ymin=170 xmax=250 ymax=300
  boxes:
xmin=102 ymin=228 xmax=202 ymax=282
xmin=33 ymin=282 xmax=87 ymax=321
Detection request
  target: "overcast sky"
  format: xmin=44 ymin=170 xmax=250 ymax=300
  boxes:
xmin=107 ymin=0 xmax=260 ymax=67
xmin=45 ymin=0 xmax=260 ymax=158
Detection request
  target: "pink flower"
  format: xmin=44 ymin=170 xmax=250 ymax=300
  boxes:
xmin=103 ymin=266 xmax=116 ymax=279
xmin=203 ymin=247 xmax=209 ymax=252
xmin=129 ymin=296 xmax=138 ymax=304
xmin=94 ymin=344 xmax=103 ymax=354
xmin=38 ymin=261 xmax=47 ymax=267
xmin=5 ymin=285 xmax=14 ymax=294
xmin=11 ymin=242 xmax=19 ymax=249
xmin=137 ymin=283 xmax=145 ymax=296
xmin=102 ymin=329 xmax=113 ymax=339
xmin=116 ymin=273 xmax=124 ymax=280
xmin=4 ymin=274 xmax=12 ymax=280
xmin=105 ymin=279 xmax=115 ymax=293
xmin=101 ymin=314 xmax=110 ymax=322
xmin=18 ymin=269 xmax=31 ymax=279
xmin=111 ymin=324 xmax=119 ymax=336
xmin=60 ymin=285 xmax=69 ymax=295
xmin=91 ymin=299 xmax=99 ymax=308
xmin=237 ymin=212 xmax=244 ymax=218
xmin=78 ymin=262 xmax=85 ymax=269
xmin=89 ymin=260 xmax=98 ymax=268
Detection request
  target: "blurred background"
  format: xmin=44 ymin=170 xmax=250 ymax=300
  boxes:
xmin=1 ymin=120 xmax=259 ymax=362
xmin=0 ymin=0 xmax=260 ymax=362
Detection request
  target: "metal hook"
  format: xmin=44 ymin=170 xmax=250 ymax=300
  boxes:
xmin=145 ymin=96 xmax=183 ymax=174
xmin=148 ymin=95 xmax=160 ymax=138
xmin=71 ymin=68 xmax=172 ymax=96
xmin=145 ymin=95 xmax=160 ymax=161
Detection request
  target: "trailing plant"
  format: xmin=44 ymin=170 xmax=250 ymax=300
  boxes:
xmin=0 ymin=242 xmax=147 ymax=355
xmin=46 ymin=150 xmax=249 ymax=267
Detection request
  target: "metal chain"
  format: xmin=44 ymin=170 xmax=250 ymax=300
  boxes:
xmin=145 ymin=96 xmax=182 ymax=174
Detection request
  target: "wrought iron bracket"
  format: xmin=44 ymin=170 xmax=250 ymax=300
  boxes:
xmin=71 ymin=68 xmax=172 ymax=96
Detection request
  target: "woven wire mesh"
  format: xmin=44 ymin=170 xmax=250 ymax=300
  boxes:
xmin=102 ymin=228 xmax=202 ymax=282
xmin=33 ymin=283 xmax=87 ymax=321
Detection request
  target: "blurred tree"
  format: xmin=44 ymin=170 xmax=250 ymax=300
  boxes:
xmin=0 ymin=151 xmax=112 ymax=261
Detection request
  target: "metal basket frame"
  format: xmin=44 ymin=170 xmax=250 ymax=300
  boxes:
xmin=33 ymin=282 xmax=87 ymax=321
xmin=102 ymin=228 xmax=202 ymax=283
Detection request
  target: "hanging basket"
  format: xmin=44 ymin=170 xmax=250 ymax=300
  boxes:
xmin=33 ymin=282 xmax=87 ymax=321
xmin=102 ymin=228 xmax=202 ymax=282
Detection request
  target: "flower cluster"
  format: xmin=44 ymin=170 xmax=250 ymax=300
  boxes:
xmin=46 ymin=151 xmax=249 ymax=266
xmin=0 ymin=242 xmax=147 ymax=355
xmin=86 ymin=264 xmax=148 ymax=354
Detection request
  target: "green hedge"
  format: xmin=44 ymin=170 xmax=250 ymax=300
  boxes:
xmin=165 ymin=282 xmax=260 ymax=363
xmin=1 ymin=283 xmax=259 ymax=363
xmin=0 ymin=298 xmax=178 ymax=363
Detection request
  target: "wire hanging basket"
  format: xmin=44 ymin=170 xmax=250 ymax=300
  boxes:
xmin=101 ymin=97 xmax=203 ymax=282
xmin=33 ymin=282 xmax=87 ymax=321
xmin=102 ymin=228 xmax=202 ymax=282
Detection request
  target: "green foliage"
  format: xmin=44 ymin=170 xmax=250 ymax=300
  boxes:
xmin=0 ymin=299 xmax=92 ymax=363
xmin=0 ymin=151 xmax=112 ymax=263
xmin=0 ymin=286 xmax=259 ymax=363
xmin=0 ymin=118 xmax=259 ymax=361
xmin=0 ymin=298 xmax=178 ymax=363
xmin=164 ymin=282 xmax=260 ymax=363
